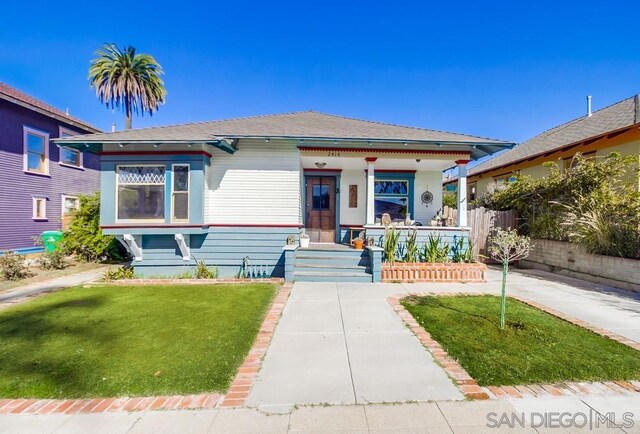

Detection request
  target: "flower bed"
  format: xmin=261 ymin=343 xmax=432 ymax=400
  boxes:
xmin=381 ymin=262 xmax=486 ymax=283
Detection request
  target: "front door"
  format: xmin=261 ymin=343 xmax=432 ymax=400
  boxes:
xmin=306 ymin=176 xmax=336 ymax=243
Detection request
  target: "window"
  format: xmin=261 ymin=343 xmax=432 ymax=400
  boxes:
xmin=117 ymin=166 xmax=165 ymax=221
xmin=494 ymin=174 xmax=518 ymax=185
xmin=59 ymin=128 xmax=82 ymax=168
xmin=171 ymin=164 xmax=189 ymax=222
xmin=62 ymin=195 xmax=79 ymax=215
xmin=23 ymin=127 xmax=49 ymax=174
xmin=32 ymin=197 xmax=47 ymax=220
xmin=312 ymin=183 xmax=330 ymax=209
xmin=374 ymin=180 xmax=409 ymax=220
xmin=468 ymin=183 xmax=477 ymax=202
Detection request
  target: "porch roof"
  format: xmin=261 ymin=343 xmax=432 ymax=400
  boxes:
xmin=54 ymin=111 xmax=515 ymax=160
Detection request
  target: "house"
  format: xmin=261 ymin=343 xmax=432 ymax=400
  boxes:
xmin=458 ymin=94 xmax=640 ymax=200
xmin=0 ymin=83 xmax=101 ymax=253
xmin=56 ymin=111 xmax=513 ymax=280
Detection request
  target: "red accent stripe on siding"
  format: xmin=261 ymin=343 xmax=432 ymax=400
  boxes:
xmin=100 ymin=150 xmax=212 ymax=158
xmin=300 ymin=146 xmax=470 ymax=156
xmin=303 ymin=168 xmax=342 ymax=172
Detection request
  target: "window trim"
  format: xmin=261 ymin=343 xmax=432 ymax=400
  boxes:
xmin=23 ymin=126 xmax=50 ymax=176
xmin=32 ymin=197 xmax=47 ymax=221
xmin=115 ymin=164 xmax=166 ymax=223
xmin=58 ymin=127 xmax=83 ymax=169
xmin=61 ymin=194 xmax=80 ymax=217
xmin=171 ymin=163 xmax=190 ymax=223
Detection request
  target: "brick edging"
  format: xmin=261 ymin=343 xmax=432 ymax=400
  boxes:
xmin=0 ymin=283 xmax=293 ymax=414
xmin=220 ymin=283 xmax=293 ymax=407
xmin=388 ymin=292 xmax=640 ymax=401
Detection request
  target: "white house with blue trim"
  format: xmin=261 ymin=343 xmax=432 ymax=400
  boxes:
xmin=55 ymin=111 xmax=514 ymax=281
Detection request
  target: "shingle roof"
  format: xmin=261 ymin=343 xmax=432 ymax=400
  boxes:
xmin=0 ymin=82 xmax=100 ymax=133
xmin=469 ymin=94 xmax=640 ymax=176
xmin=57 ymin=110 xmax=512 ymax=146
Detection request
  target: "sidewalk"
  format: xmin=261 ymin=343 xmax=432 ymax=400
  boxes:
xmin=0 ymin=267 xmax=107 ymax=308
xmin=1 ymin=393 xmax=637 ymax=433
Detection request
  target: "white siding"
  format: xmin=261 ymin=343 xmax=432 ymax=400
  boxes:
xmin=204 ymin=140 xmax=301 ymax=224
xmin=339 ymin=170 xmax=366 ymax=225
xmin=414 ymin=171 xmax=442 ymax=223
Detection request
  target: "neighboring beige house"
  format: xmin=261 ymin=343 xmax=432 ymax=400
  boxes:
xmin=445 ymin=94 xmax=640 ymax=200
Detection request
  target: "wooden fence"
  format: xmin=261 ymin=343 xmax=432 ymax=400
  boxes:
xmin=443 ymin=206 xmax=518 ymax=259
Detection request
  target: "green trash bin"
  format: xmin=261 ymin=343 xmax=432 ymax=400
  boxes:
xmin=41 ymin=231 xmax=63 ymax=252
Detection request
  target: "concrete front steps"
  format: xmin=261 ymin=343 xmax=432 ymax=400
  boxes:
xmin=293 ymin=246 xmax=373 ymax=282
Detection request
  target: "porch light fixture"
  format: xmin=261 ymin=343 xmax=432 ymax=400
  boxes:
xmin=437 ymin=143 xmax=442 ymax=148
xmin=368 ymin=141 xmax=372 ymax=146
xmin=265 ymin=138 xmax=270 ymax=143
xmin=118 ymin=143 xmax=124 ymax=148
xmin=153 ymin=144 xmax=159 ymax=148
xmin=315 ymin=162 xmax=327 ymax=168
xmin=403 ymin=142 xmax=407 ymax=146
xmin=416 ymin=159 xmax=421 ymax=163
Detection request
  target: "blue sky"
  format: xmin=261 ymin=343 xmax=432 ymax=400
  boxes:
xmin=1 ymin=0 xmax=639 ymax=157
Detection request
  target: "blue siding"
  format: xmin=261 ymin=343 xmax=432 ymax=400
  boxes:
xmin=0 ymin=99 xmax=99 ymax=250
xmin=365 ymin=227 xmax=471 ymax=259
xmin=130 ymin=226 xmax=299 ymax=278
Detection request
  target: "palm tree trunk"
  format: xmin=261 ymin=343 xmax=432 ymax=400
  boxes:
xmin=125 ymin=97 xmax=132 ymax=130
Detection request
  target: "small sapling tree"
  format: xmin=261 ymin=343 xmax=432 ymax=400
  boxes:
xmin=488 ymin=228 xmax=532 ymax=329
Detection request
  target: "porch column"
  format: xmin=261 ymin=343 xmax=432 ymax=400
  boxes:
xmin=456 ymin=160 xmax=470 ymax=227
xmin=365 ymin=157 xmax=377 ymax=225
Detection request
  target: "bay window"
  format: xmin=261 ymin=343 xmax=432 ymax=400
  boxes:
xmin=117 ymin=166 xmax=165 ymax=221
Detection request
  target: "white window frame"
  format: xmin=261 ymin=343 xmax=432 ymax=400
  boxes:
xmin=171 ymin=164 xmax=190 ymax=223
xmin=58 ymin=127 xmax=83 ymax=169
xmin=115 ymin=164 xmax=166 ymax=223
xmin=23 ymin=126 xmax=50 ymax=175
xmin=32 ymin=197 xmax=47 ymax=220
xmin=61 ymin=194 xmax=80 ymax=217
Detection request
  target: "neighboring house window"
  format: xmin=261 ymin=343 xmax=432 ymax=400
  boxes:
xmin=494 ymin=173 xmax=517 ymax=185
xmin=564 ymin=151 xmax=596 ymax=170
xmin=374 ymin=180 xmax=409 ymax=220
xmin=171 ymin=164 xmax=189 ymax=222
xmin=32 ymin=197 xmax=47 ymax=220
xmin=62 ymin=195 xmax=80 ymax=215
xmin=59 ymin=127 xmax=83 ymax=168
xmin=23 ymin=127 xmax=49 ymax=175
xmin=117 ymin=166 xmax=165 ymax=221
xmin=468 ymin=183 xmax=477 ymax=202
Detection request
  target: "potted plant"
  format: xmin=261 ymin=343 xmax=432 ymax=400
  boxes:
xmin=300 ymin=232 xmax=310 ymax=248
xmin=353 ymin=237 xmax=364 ymax=250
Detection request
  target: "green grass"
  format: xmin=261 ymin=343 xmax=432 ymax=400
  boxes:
xmin=0 ymin=283 xmax=276 ymax=398
xmin=402 ymin=295 xmax=640 ymax=386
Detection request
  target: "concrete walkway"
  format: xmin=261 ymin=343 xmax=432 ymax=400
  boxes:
xmin=247 ymin=282 xmax=463 ymax=410
xmin=0 ymin=267 xmax=107 ymax=307
xmin=1 ymin=394 xmax=637 ymax=433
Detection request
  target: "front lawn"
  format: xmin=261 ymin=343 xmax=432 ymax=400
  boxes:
xmin=0 ymin=283 xmax=276 ymax=398
xmin=402 ymin=295 xmax=640 ymax=386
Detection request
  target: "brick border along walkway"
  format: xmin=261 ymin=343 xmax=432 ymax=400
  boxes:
xmin=0 ymin=283 xmax=293 ymax=415
xmin=388 ymin=292 xmax=640 ymax=401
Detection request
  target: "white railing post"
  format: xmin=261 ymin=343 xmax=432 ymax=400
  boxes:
xmin=366 ymin=157 xmax=377 ymax=225
xmin=456 ymin=160 xmax=469 ymax=227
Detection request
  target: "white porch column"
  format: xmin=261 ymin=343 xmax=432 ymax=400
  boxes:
xmin=365 ymin=157 xmax=377 ymax=225
xmin=456 ymin=160 xmax=470 ymax=227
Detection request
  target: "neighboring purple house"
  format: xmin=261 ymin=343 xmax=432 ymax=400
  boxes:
xmin=0 ymin=82 xmax=101 ymax=252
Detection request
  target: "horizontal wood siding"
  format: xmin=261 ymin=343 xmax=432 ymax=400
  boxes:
xmin=132 ymin=227 xmax=299 ymax=278
xmin=0 ymin=100 xmax=99 ymax=250
xmin=204 ymin=140 xmax=301 ymax=225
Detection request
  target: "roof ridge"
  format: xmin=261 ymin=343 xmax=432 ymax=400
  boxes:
xmin=0 ymin=82 xmax=99 ymax=132
xmin=308 ymin=110 xmax=511 ymax=144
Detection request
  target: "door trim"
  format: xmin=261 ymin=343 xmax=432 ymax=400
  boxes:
xmin=302 ymin=171 xmax=340 ymax=243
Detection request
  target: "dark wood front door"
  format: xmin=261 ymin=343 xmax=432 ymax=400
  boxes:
xmin=306 ymin=176 xmax=336 ymax=243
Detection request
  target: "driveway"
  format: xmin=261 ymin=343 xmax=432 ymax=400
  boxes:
xmin=248 ymin=267 xmax=640 ymax=411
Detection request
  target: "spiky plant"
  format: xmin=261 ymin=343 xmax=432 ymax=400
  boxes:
xmin=88 ymin=43 xmax=166 ymax=129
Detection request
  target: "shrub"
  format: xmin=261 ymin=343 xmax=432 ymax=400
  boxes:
xmin=442 ymin=192 xmax=457 ymax=209
xmin=61 ymin=193 xmax=127 ymax=262
xmin=403 ymin=229 xmax=419 ymax=262
xmin=478 ymin=153 xmax=640 ymax=259
xmin=420 ymin=234 xmax=450 ymax=263
xmin=0 ymin=251 xmax=30 ymax=281
xmin=103 ymin=265 xmax=136 ymax=281
xmin=383 ymin=226 xmax=400 ymax=263
xmin=36 ymin=250 xmax=69 ymax=270
xmin=194 ymin=259 xmax=217 ymax=279
xmin=451 ymin=235 xmax=475 ymax=263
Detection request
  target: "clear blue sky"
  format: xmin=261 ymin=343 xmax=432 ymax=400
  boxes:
xmin=1 ymin=0 xmax=639 ymax=151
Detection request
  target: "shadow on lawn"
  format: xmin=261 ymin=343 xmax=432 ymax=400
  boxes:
xmin=0 ymin=294 xmax=118 ymax=397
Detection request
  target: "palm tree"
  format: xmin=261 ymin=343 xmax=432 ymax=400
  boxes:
xmin=88 ymin=43 xmax=166 ymax=129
